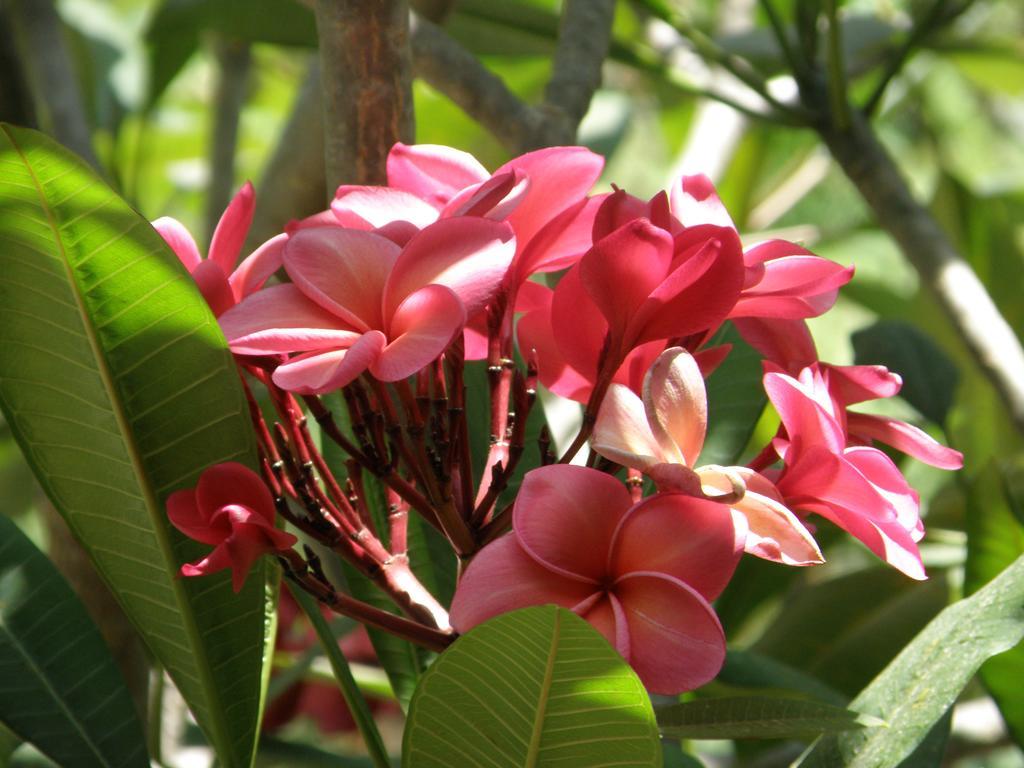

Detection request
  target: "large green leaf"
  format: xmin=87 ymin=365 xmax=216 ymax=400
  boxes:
xmin=657 ymin=695 xmax=873 ymax=740
xmin=0 ymin=124 xmax=268 ymax=767
xmin=965 ymin=461 xmax=1024 ymax=746
xmin=0 ymin=514 xmax=148 ymax=767
xmin=797 ymin=553 xmax=1024 ymax=767
xmin=403 ymin=605 xmax=662 ymax=767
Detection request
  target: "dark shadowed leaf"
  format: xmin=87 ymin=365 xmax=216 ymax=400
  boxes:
xmin=851 ymin=320 xmax=959 ymax=425
xmin=657 ymin=695 xmax=874 ymax=740
xmin=0 ymin=515 xmax=148 ymax=768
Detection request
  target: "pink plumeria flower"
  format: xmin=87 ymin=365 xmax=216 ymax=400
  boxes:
xmin=218 ymin=217 xmax=515 ymax=393
xmin=738 ymin=318 xmax=963 ymax=471
xmin=167 ymin=462 xmax=297 ymax=592
xmin=592 ymin=347 xmax=823 ymax=566
xmin=334 ymin=143 xmax=606 ymax=358
xmin=764 ymin=366 xmax=933 ymax=579
xmin=153 ymin=182 xmax=286 ymax=317
xmin=450 ymin=464 xmax=744 ymax=694
xmin=730 ymin=239 xmax=853 ymax=320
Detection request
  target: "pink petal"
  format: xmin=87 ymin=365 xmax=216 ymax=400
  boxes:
xmin=825 ymin=364 xmax=902 ymax=405
xmin=579 ymin=219 xmax=674 ymax=347
xmin=441 ymin=171 xmax=526 ymax=220
xmin=223 ymin=521 xmax=297 ymax=592
xmin=643 ymin=347 xmax=706 ymax=467
xmin=592 ymin=383 xmax=668 ymax=471
xmin=610 ymin=493 xmax=742 ymax=601
xmin=383 ymin=217 xmax=515 ymax=320
xmin=592 ymin=188 xmax=654 ymax=241
xmin=385 ymin=143 xmax=489 ymax=206
xmin=844 ymin=446 xmax=922 ymax=540
xmin=496 ymin=146 xmax=604 ymax=250
xmin=153 ymin=216 xmax=202 ymax=271
xmin=731 ymin=256 xmax=853 ymax=319
xmin=733 ymin=317 xmax=818 ymax=372
xmin=180 ymin=544 xmax=234 ymax=582
xmin=449 ymin=535 xmax=596 ymax=633
xmin=208 ymin=181 xmax=255 ymax=274
xmin=331 ymin=186 xmax=439 ymax=230
xmin=743 ymin=239 xmax=817 ymax=267
xmin=284 ymin=227 xmax=400 ymax=331
xmin=699 ymin=467 xmax=823 ymax=565
xmin=628 ymin=225 xmax=745 ymax=346
xmin=763 ymin=370 xmax=845 ymax=456
xmin=190 ymin=259 xmax=235 ymax=317
xmin=670 ymin=174 xmax=735 ymax=228
xmin=514 ymin=465 xmax=632 ymax=583
xmin=196 ymin=462 xmax=277 ymax=525
xmin=372 ymin=284 xmax=466 ymax=381
xmin=512 ymin=194 xmax=605 ymax=280
xmin=517 ymin=299 xmax=594 ymax=402
xmin=167 ymin=489 xmax=224 ymax=545
xmin=846 ymin=412 xmax=963 ymax=469
xmin=614 ymin=572 xmax=726 ymax=694
xmin=575 ymin=593 xmax=630 ymax=659
xmin=219 ymin=284 xmax=361 ymax=355
xmin=229 ymin=233 xmax=286 ymax=300
xmin=550 ymin=265 xmax=608 ymax=388
xmin=272 ymin=332 xmax=387 ymax=394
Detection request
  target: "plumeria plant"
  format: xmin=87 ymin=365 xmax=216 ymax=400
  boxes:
xmin=5 ymin=114 xmax=1024 ymax=766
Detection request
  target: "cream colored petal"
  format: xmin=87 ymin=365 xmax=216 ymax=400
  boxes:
xmin=643 ymin=347 xmax=706 ymax=467
xmin=699 ymin=466 xmax=824 ymax=566
xmin=592 ymin=383 xmax=666 ymax=471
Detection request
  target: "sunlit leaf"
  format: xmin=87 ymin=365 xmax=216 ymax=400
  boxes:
xmin=403 ymin=605 xmax=662 ymax=768
xmin=0 ymin=124 xmax=268 ymax=768
xmin=798 ymin=554 xmax=1024 ymax=767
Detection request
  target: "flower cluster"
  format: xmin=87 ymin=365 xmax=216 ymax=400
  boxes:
xmin=159 ymin=143 xmax=961 ymax=694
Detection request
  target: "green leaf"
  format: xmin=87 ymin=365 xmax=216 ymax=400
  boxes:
xmin=797 ymin=553 xmax=1024 ymax=767
xmin=965 ymin=461 xmax=1024 ymax=746
xmin=0 ymin=124 xmax=268 ymax=768
xmin=753 ymin=567 xmax=948 ymax=697
xmin=851 ymin=320 xmax=959 ymax=425
xmin=0 ymin=515 xmax=148 ymax=767
xmin=402 ymin=605 xmax=662 ymax=768
xmin=718 ymin=650 xmax=847 ymax=707
xmin=701 ymin=323 xmax=766 ymax=466
xmin=657 ymin=696 xmax=873 ymax=740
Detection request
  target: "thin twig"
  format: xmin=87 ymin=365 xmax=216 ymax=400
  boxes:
xmin=542 ymin=0 xmax=617 ymax=144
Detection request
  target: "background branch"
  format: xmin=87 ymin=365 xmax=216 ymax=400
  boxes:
xmin=541 ymin=0 xmax=617 ymax=145
xmin=314 ymin=0 xmax=414 ymax=190
xmin=820 ymin=110 xmax=1024 ymax=434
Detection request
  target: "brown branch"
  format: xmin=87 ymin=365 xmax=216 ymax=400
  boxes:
xmin=542 ymin=0 xmax=617 ymax=145
xmin=409 ymin=13 xmax=547 ymax=154
xmin=819 ymin=109 xmax=1024 ymax=435
xmin=314 ymin=0 xmax=414 ymax=191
